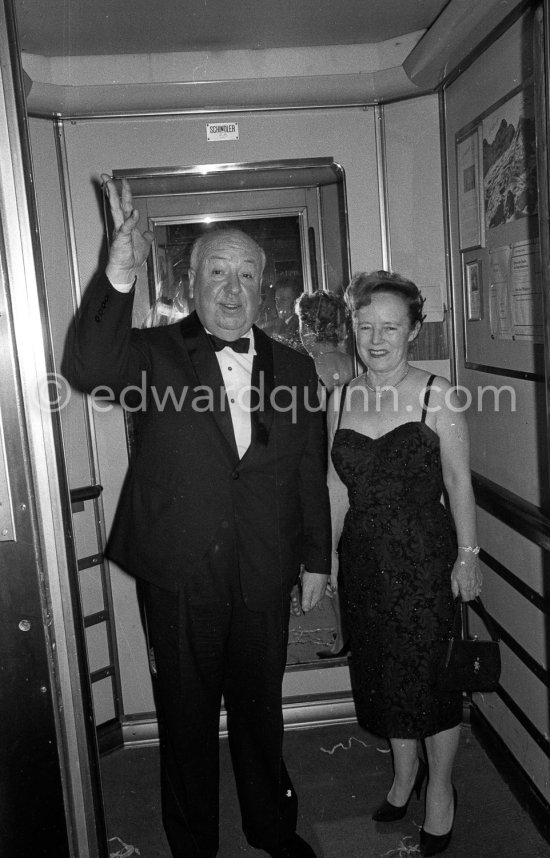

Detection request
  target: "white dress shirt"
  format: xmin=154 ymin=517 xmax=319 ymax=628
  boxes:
xmin=209 ymin=331 xmax=255 ymax=458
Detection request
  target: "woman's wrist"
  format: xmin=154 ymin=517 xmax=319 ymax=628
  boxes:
xmin=457 ymin=544 xmax=480 ymax=555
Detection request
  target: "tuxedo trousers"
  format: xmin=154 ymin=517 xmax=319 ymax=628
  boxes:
xmin=141 ymin=535 xmax=298 ymax=858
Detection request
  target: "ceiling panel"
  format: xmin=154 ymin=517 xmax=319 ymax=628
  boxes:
xmin=15 ymin=0 xmax=449 ymax=58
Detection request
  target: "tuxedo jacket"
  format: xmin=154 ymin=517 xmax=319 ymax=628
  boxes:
xmin=73 ymin=275 xmax=331 ymax=610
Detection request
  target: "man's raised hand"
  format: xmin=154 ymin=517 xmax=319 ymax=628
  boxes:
xmin=102 ymin=174 xmax=154 ymax=285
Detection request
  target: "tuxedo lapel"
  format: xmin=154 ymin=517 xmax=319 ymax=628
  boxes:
xmin=237 ymin=326 xmax=275 ymax=468
xmin=180 ymin=316 xmax=275 ymax=465
xmin=180 ymin=313 xmax=239 ymax=461
xmin=251 ymin=326 xmax=275 ymax=444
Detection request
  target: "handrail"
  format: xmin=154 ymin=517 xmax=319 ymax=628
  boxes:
xmin=70 ymin=484 xmax=103 ymax=504
xmin=472 ymin=472 xmax=550 ymax=552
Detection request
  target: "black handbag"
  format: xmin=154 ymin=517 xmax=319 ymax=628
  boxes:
xmin=436 ymin=597 xmax=501 ymax=692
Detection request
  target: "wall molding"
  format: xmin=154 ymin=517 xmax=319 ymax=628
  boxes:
xmin=117 ymin=695 xmax=358 ymax=749
xmin=107 ymin=695 xmax=477 ymax=752
xmin=480 ymin=549 xmax=550 ymax=615
xmin=472 ymin=471 xmax=550 ymax=552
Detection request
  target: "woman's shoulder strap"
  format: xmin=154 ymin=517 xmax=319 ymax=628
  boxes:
xmin=336 ymin=383 xmax=349 ymax=430
xmin=421 ymin=374 xmax=437 ymax=423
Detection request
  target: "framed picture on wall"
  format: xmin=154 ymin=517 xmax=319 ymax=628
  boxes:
xmin=456 ymin=126 xmax=484 ymax=251
xmin=458 ymin=79 xmax=543 ymax=380
xmin=481 ymin=83 xmax=538 ymax=234
xmin=465 ymin=259 xmax=483 ymax=321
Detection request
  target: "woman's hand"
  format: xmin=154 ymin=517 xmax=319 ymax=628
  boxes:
xmin=451 ymin=554 xmax=482 ymax=601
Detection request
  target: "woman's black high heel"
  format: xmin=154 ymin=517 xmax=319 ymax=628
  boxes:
xmin=372 ymin=757 xmax=427 ymax=822
xmin=419 ymin=785 xmax=457 ymax=856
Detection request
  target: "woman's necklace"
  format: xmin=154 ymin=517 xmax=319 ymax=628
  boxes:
xmin=365 ymin=366 xmax=409 ymax=393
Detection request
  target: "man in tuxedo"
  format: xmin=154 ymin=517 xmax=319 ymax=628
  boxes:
xmin=73 ymin=177 xmax=330 ymax=858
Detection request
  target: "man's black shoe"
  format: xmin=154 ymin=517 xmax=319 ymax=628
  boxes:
xmin=264 ymin=833 xmax=317 ymax=858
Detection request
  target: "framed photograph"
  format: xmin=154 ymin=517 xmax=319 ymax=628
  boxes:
xmin=481 ymin=83 xmax=538 ymax=233
xmin=465 ymin=259 xmax=483 ymax=321
xmin=456 ymin=126 xmax=484 ymax=251
xmin=459 ymin=81 xmax=543 ymax=380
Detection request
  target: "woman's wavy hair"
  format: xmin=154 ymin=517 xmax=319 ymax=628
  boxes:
xmin=345 ymin=270 xmax=426 ymax=330
xmin=296 ymin=290 xmax=349 ymax=345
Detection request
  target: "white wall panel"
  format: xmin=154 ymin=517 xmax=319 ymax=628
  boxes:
xmin=477 ymin=509 xmax=546 ymax=597
xmin=444 ymin=10 xmax=550 ymax=807
xmin=384 ymin=94 xmax=446 ymax=299
xmin=474 ymin=693 xmax=550 ymax=805
xmin=384 ymin=93 xmax=451 ymax=378
xmin=444 ymin=12 xmax=545 ymax=504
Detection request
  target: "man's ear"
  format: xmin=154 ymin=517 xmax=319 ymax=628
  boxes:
xmin=188 ymin=269 xmax=195 ymax=299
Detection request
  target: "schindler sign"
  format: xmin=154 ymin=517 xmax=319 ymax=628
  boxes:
xmin=206 ymin=122 xmax=239 ymax=141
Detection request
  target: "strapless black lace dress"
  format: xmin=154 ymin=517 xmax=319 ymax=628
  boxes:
xmin=331 ymin=382 xmax=462 ymax=739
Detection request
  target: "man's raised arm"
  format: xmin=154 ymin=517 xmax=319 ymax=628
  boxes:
xmin=101 ymin=174 xmax=154 ymax=287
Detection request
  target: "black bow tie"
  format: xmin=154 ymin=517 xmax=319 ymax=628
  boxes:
xmin=208 ymin=333 xmax=250 ymax=353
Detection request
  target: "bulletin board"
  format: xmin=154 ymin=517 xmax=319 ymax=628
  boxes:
xmin=456 ymin=81 xmax=544 ymax=379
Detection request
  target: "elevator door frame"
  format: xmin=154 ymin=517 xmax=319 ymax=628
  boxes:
xmin=0 ymin=0 xmax=108 ymax=854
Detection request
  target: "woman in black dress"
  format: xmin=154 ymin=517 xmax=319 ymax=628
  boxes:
xmin=328 ymin=271 xmax=482 ymax=857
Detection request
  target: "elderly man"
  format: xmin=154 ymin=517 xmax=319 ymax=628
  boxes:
xmin=73 ymin=177 xmax=330 ymax=858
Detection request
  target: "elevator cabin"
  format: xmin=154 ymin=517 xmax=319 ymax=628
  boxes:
xmin=0 ymin=0 xmax=549 ymax=855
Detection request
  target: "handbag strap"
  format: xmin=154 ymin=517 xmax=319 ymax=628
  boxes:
xmin=454 ymin=597 xmax=500 ymax=642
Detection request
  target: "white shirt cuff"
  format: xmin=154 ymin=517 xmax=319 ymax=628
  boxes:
xmin=108 ymin=276 xmax=136 ymax=293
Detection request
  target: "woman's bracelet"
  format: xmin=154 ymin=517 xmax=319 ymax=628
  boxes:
xmin=458 ymin=544 xmax=480 ymax=554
